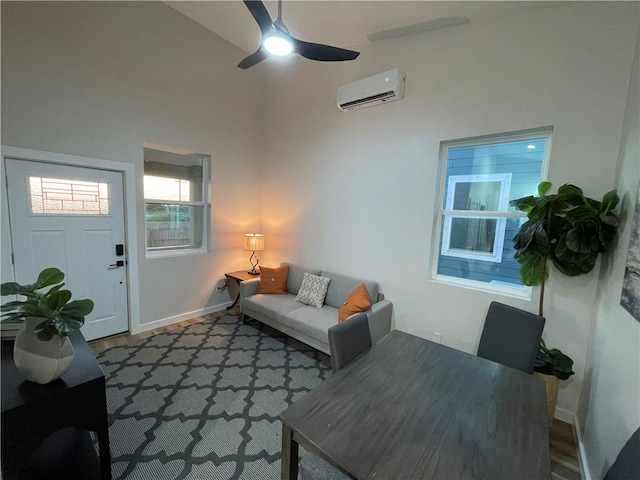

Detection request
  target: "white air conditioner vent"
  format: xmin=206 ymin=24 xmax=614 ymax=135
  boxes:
xmin=337 ymin=69 xmax=405 ymax=112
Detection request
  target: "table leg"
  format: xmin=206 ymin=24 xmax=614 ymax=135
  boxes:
xmin=226 ymin=291 xmax=241 ymax=310
xmin=281 ymin=424 xmax=299 ymax=480
xmin=97 ymin=425 xmax=111 ymax=480
xmin=224 ymin=276 xmax=241 ymax=310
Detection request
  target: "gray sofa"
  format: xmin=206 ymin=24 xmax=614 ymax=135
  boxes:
xmin=240 ymin=262 xmax=393 ymax=355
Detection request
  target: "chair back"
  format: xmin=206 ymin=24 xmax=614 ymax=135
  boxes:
xmin=604 ymin=427 xmax=640 ymax=480
xmin=328 ymin=313 xmax=372 ymax=372
xmin=477 ymin=301 xmax=545 ymax=374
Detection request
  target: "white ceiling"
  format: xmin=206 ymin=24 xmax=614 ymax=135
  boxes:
xmin=165 ymin=1 xmax=564 ymax=54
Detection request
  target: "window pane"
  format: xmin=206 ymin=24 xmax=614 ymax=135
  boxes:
xmin=449 ymin=218 xmax=498 ymax=253
xmin=143 ymin=149 xmax=204 ymax=202
xmin=445 ymin=137 xmax=546 ymax=212
xmin=437 ymin=216 xmax=520 ymax=284
xmin=452 ymin=182 xmax=502 ymax=211
xmin=144 ymin=175 xmax=191 ymax=202
xmin=28 ymin=177 xmax=109 ymax=215
xmin=145 ymin=204 xmax=203 ymax=249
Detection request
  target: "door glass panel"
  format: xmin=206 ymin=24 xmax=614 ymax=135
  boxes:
xmin=28 ymin=177 xmax=109 ymax=215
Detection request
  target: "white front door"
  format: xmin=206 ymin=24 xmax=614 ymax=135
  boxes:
xmin=5 ymin=158 xmax=129 ymax=341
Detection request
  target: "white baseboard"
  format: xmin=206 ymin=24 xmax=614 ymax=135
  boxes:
xmin=554 ymin=408 xmax=591 ymax=480
xmin=132 ymin=302 xmax=232 ymax=334
xmin=573 ymin=418 xmax=591 ymax=480
xmin=554 ymin=406 xmax=574 ymax=424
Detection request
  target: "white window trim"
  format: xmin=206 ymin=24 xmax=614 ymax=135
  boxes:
xmin=440 ymin=173 xmax=512 ymax=263
xmin=429 ymin=127 xmax=552 ymax=299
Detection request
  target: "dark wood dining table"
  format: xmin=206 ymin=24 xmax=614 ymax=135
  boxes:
xmin=279 ymin=329 xmax=551 ymax=480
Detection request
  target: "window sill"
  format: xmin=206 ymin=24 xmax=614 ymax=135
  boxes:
xmin=146 ymin=247 xmax=208 ymax=260
xmin=431 ymin=274 xmax=532 ymax=300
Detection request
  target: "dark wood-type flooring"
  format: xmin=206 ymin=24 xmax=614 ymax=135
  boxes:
xmin=90 ymin=308 xmax=582 ymax=480
xmin=550 ymin=418 xmax=582 ymax=480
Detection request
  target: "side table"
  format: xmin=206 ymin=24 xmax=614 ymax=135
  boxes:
xmin=1 ymin=331 xmax=111 ymax=479
xmin=224 ymin=270 xmax=260 ymax=310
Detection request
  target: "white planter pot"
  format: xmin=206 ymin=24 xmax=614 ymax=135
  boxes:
xmin=13 ymin=317 xmax=75 ymax=384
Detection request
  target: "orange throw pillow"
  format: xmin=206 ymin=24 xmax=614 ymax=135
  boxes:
xmin=338 ymin=284 xmax=372 ymax=322
xmin=257 ymin=265 xmax=289 ymax=294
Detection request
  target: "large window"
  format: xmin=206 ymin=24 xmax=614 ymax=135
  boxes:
xmin=432 ymin=129 xmax=551 ymax=296
xmin=143 ymin=147 xmax=210 ymax=256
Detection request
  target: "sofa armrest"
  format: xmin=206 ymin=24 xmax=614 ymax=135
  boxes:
xmin=365 ymin=299 xmax=393 ymax=344
xmin=240 ymin=278 xmax=260 ymax=301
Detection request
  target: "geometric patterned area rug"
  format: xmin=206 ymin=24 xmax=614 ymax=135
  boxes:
xmin=96 ymin=313 xmax=331 ymax=480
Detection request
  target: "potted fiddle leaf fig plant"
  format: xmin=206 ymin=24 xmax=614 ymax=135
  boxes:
xmin=511 ymin=182 xmax=619 ymax=422
xmin=1 ymin=267 xmax=94 ymax=384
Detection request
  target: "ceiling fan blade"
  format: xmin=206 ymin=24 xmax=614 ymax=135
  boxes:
xmin=238 ymin=47 xmax=268 ymax=69
xmin=293 ymin=38 xmax=360 ymax=62
xmin=243 ymin=0 xmax=273 ymax=34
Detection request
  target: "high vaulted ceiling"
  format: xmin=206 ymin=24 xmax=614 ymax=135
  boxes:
xmin=165 ymin=1 xmax=564 ymax=55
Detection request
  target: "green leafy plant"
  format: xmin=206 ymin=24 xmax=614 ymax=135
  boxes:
xmin=534 ymin=339 xmax=575 ymax=380
xmin=1 ymin=267 xmax=94 ymax=341
xmin=511 ymin=182 xmax=620 ymax=379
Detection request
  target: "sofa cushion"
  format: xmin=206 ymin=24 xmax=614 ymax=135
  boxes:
xmin=322 ymin=271 xmax=379 ymax=309
xmin=243 ymin=293 xmax=301 ymax=321
xmin=338 ymin=284 xmax=372 ymax=322
xmin=284 ymin=306 xmax=339 ymax=346
xmin=257 ymin=265 xmax=289 ymax=294
xmin=282 ymin=263 xmax=322 ymax=295
xmin=295 ymin=273 xmax=331 ymax=308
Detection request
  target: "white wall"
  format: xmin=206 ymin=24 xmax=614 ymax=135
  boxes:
xmin=258 ymin=2 xmax=639 ymax=416
xmin=580 ymin=33 xmax=640 ymax=479
xmin=1 ymin=2 xmax=266 ymax=331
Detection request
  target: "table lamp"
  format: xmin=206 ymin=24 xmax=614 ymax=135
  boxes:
xmin=243 ymin=234 xmax=265 ymax=275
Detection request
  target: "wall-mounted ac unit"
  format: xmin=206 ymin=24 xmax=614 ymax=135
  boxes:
xmin=337 ymin=68 xmax=406 ymax=112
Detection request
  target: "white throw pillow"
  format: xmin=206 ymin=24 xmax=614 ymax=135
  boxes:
xmin=295 ymin=273 xmax=331 ymax=308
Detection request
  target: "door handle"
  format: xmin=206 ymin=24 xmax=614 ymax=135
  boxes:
xmin=108 ymin=260 xmax=125 ymax=269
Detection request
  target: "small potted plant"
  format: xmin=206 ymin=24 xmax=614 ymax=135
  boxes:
xmin=1 ymin=267 xmax=94 ymax=384
xmin=511 ymin=182 xmax=619 ymax=418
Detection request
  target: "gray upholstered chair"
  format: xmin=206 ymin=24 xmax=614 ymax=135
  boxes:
xmin=603 ymin=427 xmax=640 ymax=480
xmin=477 ymin=301 xmax=545 ymax=374
xmin=300 ymin=313 xmax=372 ymax=479
xmin=328 ymin=312 xmax=372 ymax=373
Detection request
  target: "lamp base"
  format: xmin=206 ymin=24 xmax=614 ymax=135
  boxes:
xmin=247 ymin=270 xmax=260 ymax=275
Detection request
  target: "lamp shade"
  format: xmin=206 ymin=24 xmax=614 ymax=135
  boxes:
xmin=243 ymin=234 xmax=265 ymax=252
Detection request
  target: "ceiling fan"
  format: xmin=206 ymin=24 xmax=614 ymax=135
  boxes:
xmin=238 ymin=0 xmax=360 ymax=69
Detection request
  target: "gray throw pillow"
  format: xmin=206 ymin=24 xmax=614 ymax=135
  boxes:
xmin=295 ymin=273 xmax=331 ymax=308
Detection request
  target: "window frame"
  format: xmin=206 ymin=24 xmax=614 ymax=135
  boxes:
xmin=430 ymin=128 xmax=552 ymax=298
xmin=143 ymin=149 xmax=211 ymax=258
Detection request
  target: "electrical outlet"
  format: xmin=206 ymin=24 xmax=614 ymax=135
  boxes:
xmin=434 ymin=332 xmax=442 ymax=344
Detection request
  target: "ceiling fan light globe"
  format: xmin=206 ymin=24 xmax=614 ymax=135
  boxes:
xmin=263 ymin=35 xmax=293 ymax=56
